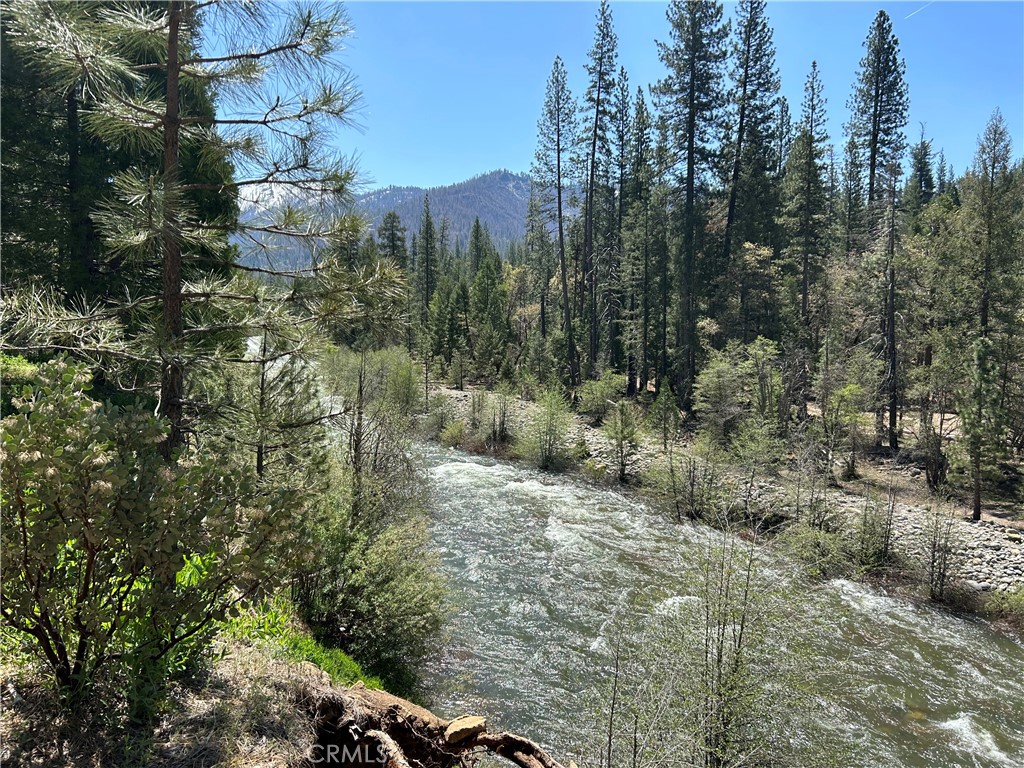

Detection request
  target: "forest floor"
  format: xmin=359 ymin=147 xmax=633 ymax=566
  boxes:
xmin=434 ymin=384 xmax=1024 ymax=596
xmin=0 ymin=637 xmax=321 ymax=768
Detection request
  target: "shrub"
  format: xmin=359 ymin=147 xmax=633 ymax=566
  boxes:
xmin=603 ymin=400 xmax=642 ymax=482
xmin=293 ymin=504 xmax=447 ymax=697
xmin=0 ymin=353 xmax=37 ymax=415
xmin=1 ymin=360 xmax=298 ymax=709
xmin=987 ymin=586 xmax=1024 ymax=621
xmin=777 ymin=522 xmax=854 ymax=580
xmin=577 ymin=370 xmax=622 ymax=425
xmin=486 ymin=386 xmax=514 ymax=447
xmin=440 ymin=418 xmax=467 ymax=448
xmin=645 ymin=448 xmax=727 ymax=523
xmin=925 ymin=506 xmax=958 ymax=602
xmin=522 ymin=390 xmax=572 ymax=470
xmin=693 ymin=344 xmax=750 ymax=445
xmin=425 ymin=392 xmax=456 ymax=437
xmin=647 ymin=388 xmax=680 ymax=449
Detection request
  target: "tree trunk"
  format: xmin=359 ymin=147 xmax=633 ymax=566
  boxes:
xmin=66 ymin=85 xmax=93 ymax=287
xmin=159 ymin=0 xmax=185 ymax=459
xmin=556 ymin=132 xmax=581 ymax=388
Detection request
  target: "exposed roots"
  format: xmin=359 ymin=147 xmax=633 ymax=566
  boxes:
xmin=310 ymin=682 xmax=568 ymax=768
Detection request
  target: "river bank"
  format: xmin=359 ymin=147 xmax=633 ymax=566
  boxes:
xmin=430 ymin=384 xmax=1024 ymax=603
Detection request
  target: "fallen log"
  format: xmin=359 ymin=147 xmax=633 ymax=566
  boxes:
xmin=308 ymin=681 xmax=568 ymax=768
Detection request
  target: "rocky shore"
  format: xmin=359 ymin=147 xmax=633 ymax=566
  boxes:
xmin=434 ymin=385 xmax=1024 ymax=593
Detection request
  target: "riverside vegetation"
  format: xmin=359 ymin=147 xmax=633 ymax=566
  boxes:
xmin=2 ymin=1 xmax=1022 ymax=767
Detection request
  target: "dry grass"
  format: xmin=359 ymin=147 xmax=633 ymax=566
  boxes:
xmin=1 ymin=640 xmax=330 ymax=768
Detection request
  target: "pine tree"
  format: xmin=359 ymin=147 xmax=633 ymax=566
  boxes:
xmin=5 ymin=0 xmax=375 ymax=456
xmin=417 ymin=194 xmax=438 ymax=322
xmin=581 ymin=0 xmax=619 ymax=373
xmin=607 ymin=65 xmax=632 ymax=372
xmin=533 ymin=56 xmax=581 ymax=387
xmin=525 ymin=191 xmax=554 ymax=339
xmin=470 ymin=247 xmax=510 ymax=381
xmin=780 ymin=61 xmax=829 ymax=333
xmin=841 ymin=135 xmax=868 ymax=254
xmin=468 ymin=216 xmax=493 ymax=278
xmin=958 ymin=111 xmax=1024 ymax=517
xmin=721 ymin=0 xmax=780 ymax=266
xmin=848 ymin=10 xmax=909 ymax=208
xmin=903 ymin=128 xmax=935 ymax=228
xmin=656 ymin=0 xmax=729 ymax=406
xmin=377 ymin=210 xmax=408 ymax=269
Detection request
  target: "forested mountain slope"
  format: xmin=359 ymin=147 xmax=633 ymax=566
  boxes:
xmin=356 ymin=169 xmax=531 ymax=250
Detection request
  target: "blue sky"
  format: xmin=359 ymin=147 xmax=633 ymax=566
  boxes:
xmin=337 ymin=1 xmax=1024 ymax=190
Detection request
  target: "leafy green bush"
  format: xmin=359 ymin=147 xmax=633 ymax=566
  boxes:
xmin=486 ymin=386 xmax=514 ymax=447
xmin=603 ymin=400 xmax=642 ymax=482
xmin=644 ymin=449 xmax=728 ymax=523
xmin=440 ymin=418 xmax=467 ymax=447
xmin=693 ymin=343 xmax=750 ymax=446
xmin=0 ymin=353 xmax=38 ymax=415
xmin=987 ymin=586 xmax=1024 ymax=620
xmin=777 ymin=522 xmax=854 ymax=580
xmin=426 ymin=392 xmax=456 ymax=437
xmin=521 ymin=390 xmax=573 ymax=470
xmin=577 ymin=370 xmax=622 ymax=425
xmin=293 ymin=503 xmax=447 ymax=697
xmin=1 ymin=359 xmax=299 ymax=709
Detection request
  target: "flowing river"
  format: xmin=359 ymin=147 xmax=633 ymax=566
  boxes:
xmin=417 ymin=444 xmax=1024 ymax=767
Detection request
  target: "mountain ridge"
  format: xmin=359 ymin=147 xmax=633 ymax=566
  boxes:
xmin=355 ymin=169 xmax=530 ymax=250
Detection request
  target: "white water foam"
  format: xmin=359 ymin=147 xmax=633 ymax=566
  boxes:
xmin=654 ymin=594 xmax=701 ymax=616
xmin=934 ymin=714 xmax=1016 ymax=766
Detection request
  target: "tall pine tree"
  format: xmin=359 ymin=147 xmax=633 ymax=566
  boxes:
xmin=656 ymin=0 xmax=728 ymax=407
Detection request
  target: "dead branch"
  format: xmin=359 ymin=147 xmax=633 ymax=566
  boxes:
xmin=309 ymin=682 xmax=569 ymax=768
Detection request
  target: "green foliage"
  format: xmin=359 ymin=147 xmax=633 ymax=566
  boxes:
xmin=324 ymin=347 xmax=423 ymax=421
xmin=426 ymin=392 xmax=456 ymax=438
xmin=294 ymin=352 xmax=447 ymax=696
xmin=956 ymin=337 xmax=1009 ymax=512
xmin=589 ymin=539 xmax=837 ymax=767
xmin=777 ymin=522 xmax=854 ymax=581
xmin=852 ymin=489 xmax=898 ymax=573
xmin=577 ymin=370 xmax=622 ymax=425
xmin=293 ymin=495 xmax=446 ymax=697
xmin=987 ymin=586 xmax=1024 ymax=621
xmin=815 ymin=342 xmax=880 ymax=480
xmin=1 ymin=360 xmax=299 ymax=706
xmin=226 ymin=599 xmax=383 ymax=689
xmin=1 ymin=353 xmax=38 ymax=415
xmin=440 ymin=419 xmax=467 ymax=448
xmin=647 ymin=387 xmax=681 ymax=449
xmin=486 ymin=386 xmax=515 ymax=447
xmin=644 ymin=447 xmax=728 ymax=523
xmin=924 ymin=507 xmax=958 ymax=602
xmin=277 ymin=629 xmax=383 ymax=689
xmin=693 ymin=338 xmax=785 ymax=451
xmin=522 ymin=390 xmax=573 ymax=470
xmin=602 ymin=400 xmax=642 ymax=482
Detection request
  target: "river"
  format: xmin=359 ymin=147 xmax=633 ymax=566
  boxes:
xmin=417 ymin=444 xmax=1024 ymax=767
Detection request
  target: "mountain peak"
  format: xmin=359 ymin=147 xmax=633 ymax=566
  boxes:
xmin=356 ymin=170 xmax=530 ymax=249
